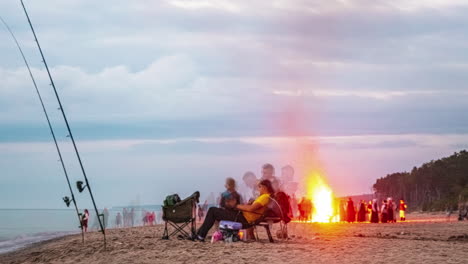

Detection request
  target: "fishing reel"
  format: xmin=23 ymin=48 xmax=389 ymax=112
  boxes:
xmin=76 ymin=181 xmax=87 ymax=193
xmin=63 ymin=196 xmax=73 ymax=207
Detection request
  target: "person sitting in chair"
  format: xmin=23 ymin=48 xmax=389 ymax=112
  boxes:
xmin=219 ymin=177 xmax=242 ymax=210
xmin=194 ymin=179 xmax=274 ymax=241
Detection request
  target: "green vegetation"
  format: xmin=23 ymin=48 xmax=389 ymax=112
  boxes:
xmin=373 ymin=150 xmax=468 ymax=211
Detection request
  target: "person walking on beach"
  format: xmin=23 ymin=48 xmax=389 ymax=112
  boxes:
xmin=81 ymin=209 xmax=89 ymax=232
xmin=399 ymin=199 xmax=407 ymax=221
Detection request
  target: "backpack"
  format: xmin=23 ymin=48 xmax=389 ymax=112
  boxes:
xmin=164 ymin=194 xmax=181 ymax=207
xmin=271 ymin=192 xmax=291 ymax=223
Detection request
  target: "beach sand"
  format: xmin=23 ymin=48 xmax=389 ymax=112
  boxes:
xmin=1 ymin=213 xmax=467 ymax=264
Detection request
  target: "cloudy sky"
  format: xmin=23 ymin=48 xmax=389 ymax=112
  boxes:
xmin=1 ymin=0 xmax=467 ymax=209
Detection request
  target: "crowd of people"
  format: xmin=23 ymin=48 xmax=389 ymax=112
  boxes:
xmin=79 ymin=207 xmax=161 ymax=232
xmin=339 ymin=198 xmax=407 ymax=223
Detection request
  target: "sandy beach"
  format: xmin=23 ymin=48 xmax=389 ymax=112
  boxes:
xmin=1 ymin=213 xmax=467 ymax=264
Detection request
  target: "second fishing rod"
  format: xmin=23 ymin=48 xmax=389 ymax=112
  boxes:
xmin=0 ymin=15 xmax=84 ymax=244
xmin=20 ymin=0 xmax=106 ymax=248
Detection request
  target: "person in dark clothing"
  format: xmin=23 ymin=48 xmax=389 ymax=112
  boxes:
xmin=387 ymin=198 xmax=395 ymax=223
xmin=346 ymin=198 xmax=356 ymax=223
xmin=195 ymin=179 xmax=274 ymax=241
xmin=370 ymin=199 xmax=379 ymax=223
xmin=357 ymin=201 xmax=366 ymax=222
xmin=381 ymin=200 xmax=389 ymax=223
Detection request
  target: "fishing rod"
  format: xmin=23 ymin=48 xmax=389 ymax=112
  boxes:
xmin=0 ymin=15 xmax=85 ymax=244
xmin=20 ymin=0 xmax=106 ymax=248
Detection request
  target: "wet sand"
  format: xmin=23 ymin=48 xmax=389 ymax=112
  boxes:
xmin=1 ymin=212 xmax=467 ymax=264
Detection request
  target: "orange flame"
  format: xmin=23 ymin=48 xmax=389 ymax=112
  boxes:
xmin=306 ymin=172 xmax=336 ymax=223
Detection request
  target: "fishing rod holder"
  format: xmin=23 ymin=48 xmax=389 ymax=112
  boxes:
xmin=62 ymin=196 xmax=74 ymax=207
xmin=76 ymin=181 xmax=87 ymax=193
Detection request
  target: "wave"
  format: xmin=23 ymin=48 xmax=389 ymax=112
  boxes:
xmin=0 ymin=231 xmax=78 ymax=255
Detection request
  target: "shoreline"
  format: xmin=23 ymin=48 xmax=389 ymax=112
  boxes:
xmin=0 ymin=231 xmax=79 ymax=255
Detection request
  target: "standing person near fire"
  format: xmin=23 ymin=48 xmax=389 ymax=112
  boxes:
xmin=339 ymin=199 xmax=346 ymax=222
xmin=367 ymin=200 xmax=373 ymax=222
xmin=290 ymin=194 xmax=298 ymax=218
xmin=381 ymin=200 xmax=389 ymax=223
xmin=346 ymin=197 xmax=356 ymax=223
xmin=370 ymin=199 xmax=379 ymax=223
xmin=357 ymin=200 xmax=366 ymax=222
xmin=399 ymin=199 xmax=407 ymax=221
xmin=387 ymin=198 xmax=395 ymax=223
xmin=298 ymin=196 xmax=312 ymax=221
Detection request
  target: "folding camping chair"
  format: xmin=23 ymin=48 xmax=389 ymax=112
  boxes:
xmin=162 ymin=191 xmax=200 ymax=240
xmin=251 ymin=195 xmax=289 ymax=243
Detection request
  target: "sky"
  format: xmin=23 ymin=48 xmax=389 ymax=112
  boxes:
xmin=1 ymin=0 xmax=468 ymax=209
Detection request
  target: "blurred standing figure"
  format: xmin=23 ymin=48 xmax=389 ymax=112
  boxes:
xmin=103 ymin=208 xmax=109 ymax=229
xmin=81 ymin=209 xmax=89 ymax=232
xmin=260 ymin=163 xmax=276 ymax=181
xmin=116 ymin=212 xmax=122 ymax=228
xmin=130 ymin=208 xmax=135 ymax=227
xmin=280 ymin=165 xmax=299 ymax=197
xmin=357 ymin=200 xmax=366 ymax=222
xmin=198 ymin=200 xmax=208 ymax=222
xmin=399 ymin=199 xmax=407 ymax=221
xmin=123 ymin=208 xmax=128 ymax=227
xmin=339 ymin=199 xmax=346 ymax=222
xmin=346 ymin=198 xmax=356 ymax=223
xmin=197 ymin=205 xmax=204 ymax=222
xmin=240 ymin=171 xmax=259 ymax=202
xmin=290 ymin=194 xmax=298 ymax=218
xmin=387 ymin=198 xmax=395 ymax=223
xmin=371 ymin=199 xmax=379 ymax=223
xmin=381 ymin=200 xmax=389 ymax=223
xmin=367 ymin=200 xmax=373 ymax=222
xmin=298 ymin=197 xmax=312 ymax=221
xmin=150 ymin=212 xmax=156 ymax=225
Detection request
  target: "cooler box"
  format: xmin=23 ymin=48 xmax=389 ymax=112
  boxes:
xmin=219 ymin=220 xmax=242 ymax=230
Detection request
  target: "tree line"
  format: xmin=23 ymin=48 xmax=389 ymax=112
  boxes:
xmin=372 ymin=150 xmax=468 ymax=211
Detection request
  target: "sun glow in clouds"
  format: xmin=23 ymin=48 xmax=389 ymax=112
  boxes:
xmin=307 ymin=172 xmax=336 ymax=223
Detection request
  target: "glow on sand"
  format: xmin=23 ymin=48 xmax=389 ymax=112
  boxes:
xmin=307 ymin=173 xmax=336 ymax=223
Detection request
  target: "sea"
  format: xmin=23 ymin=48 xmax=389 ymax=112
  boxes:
xmin=0 ymin=207 xmax=162 ymax=254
